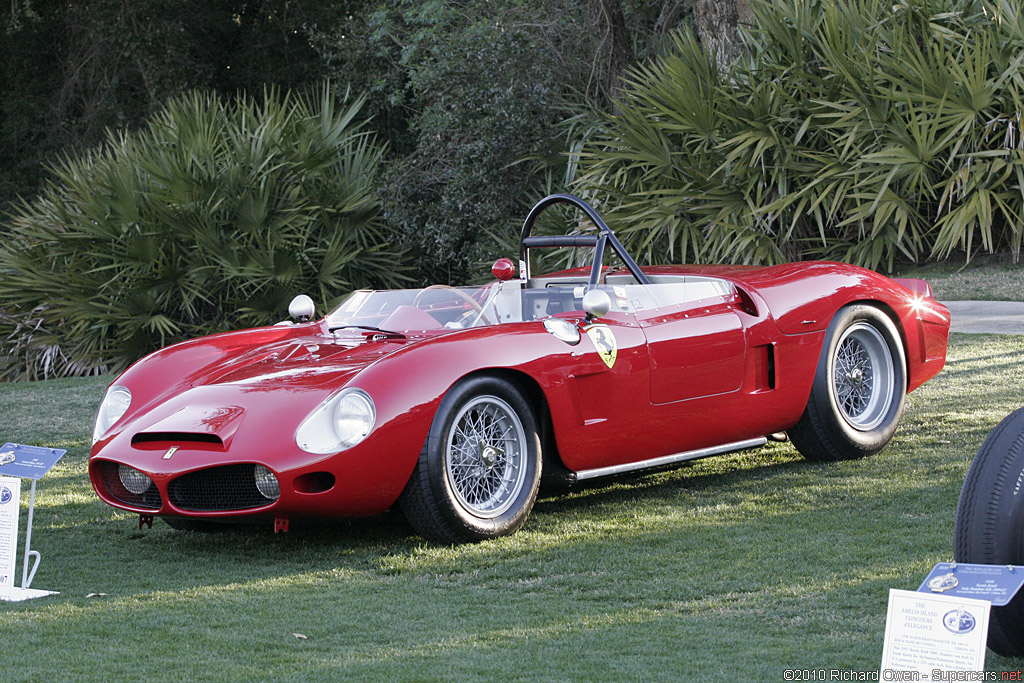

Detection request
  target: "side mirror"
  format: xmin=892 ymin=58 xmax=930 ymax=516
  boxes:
xmin=582 ymin=289 xmax=611 ymax=323
xmin=288 ymin=294 xmax=315 ymax=322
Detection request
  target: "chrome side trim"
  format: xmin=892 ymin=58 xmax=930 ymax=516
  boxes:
xmin=573 ymin=437 xmax=769 ymax=481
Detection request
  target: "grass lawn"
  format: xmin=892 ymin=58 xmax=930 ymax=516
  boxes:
xmin=0 ymin=334 xmax=1023 ymax=680
xmin=894 ymin=255 xmax=1024 ymax=301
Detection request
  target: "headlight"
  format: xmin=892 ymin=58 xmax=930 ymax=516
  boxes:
xmin=93 ymin=385 xmax=132 ymax=444
xmin=118 ymin=464 xmax=152 ymax=495
xmin=334 ymin=390 xmax=375 ymax=447
xmin=296 ymin=388 xmax=376 ymax=454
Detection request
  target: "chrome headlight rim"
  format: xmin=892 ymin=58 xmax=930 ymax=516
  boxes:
xmin=93 ymin=385 xmax=132 ymax=445
xmin=296 ymin=387 xmax=376 ymax=454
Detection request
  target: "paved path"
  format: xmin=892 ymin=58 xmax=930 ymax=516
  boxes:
xmin=942 ymin=301 xmax=1024 ymax=334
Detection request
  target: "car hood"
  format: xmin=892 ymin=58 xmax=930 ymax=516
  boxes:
xmin=98 ymin=331 xmax=428 ymax=458
xmin=199 ymin=333 xmax=413 ymax=389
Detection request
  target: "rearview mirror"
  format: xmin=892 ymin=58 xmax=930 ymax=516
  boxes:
xmin=582 ymin=289 xmax=611 ymax=322
xmin=288 ymin=294 xmax=315 ymax=322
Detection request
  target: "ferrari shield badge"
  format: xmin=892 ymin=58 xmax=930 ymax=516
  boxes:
xmin=586 ymin=325 xmax=618 ymax=369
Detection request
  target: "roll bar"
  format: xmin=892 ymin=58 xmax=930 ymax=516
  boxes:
xmin=518 ymin=194 xmax=651 ymax=286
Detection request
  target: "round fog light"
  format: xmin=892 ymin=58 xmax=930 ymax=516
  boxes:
xmin=254 ymin=465 xmax=280 ymax=500
xmin=118 ymin=464 xmax=153 ymax=495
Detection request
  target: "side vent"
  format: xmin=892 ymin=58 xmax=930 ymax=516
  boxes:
xmin=752 ymin=344 xmax=776 ymax=391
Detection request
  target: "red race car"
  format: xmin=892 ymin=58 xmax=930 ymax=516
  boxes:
xmin=89 ymin=194 xmax=950 ymax=543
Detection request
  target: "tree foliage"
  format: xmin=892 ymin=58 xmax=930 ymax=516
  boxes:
xmin=0 ymin=86 xmax=402 ymax=380
xmin=314 ymin=0 xmax=693 ymax=284
xmin=576 ymin=0 xmax=1024 ymax=270
xmin=10 ymin=0 xmax=1021 ymax=378
xmin=0 ymin=0 xmax=343 ymax=216
xmin=1 ymin=1 xmax=699 ymax=381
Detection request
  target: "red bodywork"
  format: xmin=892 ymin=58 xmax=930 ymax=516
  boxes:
xmin=88 ymin=260 xmax=949 ymax=525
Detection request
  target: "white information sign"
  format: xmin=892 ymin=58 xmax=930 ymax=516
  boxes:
xmin=881 ymin=588 xmax=990 ymax=677
xmin=0 ymin=474 xmax=22 ymax=599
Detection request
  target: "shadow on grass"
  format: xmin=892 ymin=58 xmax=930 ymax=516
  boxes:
xmin=536 ymin=444 xmax=806 ymax=508
xmin=16 ymin=441 xmax=930 ymax=596
xmin=16 ymin=465 xmax=974 ymax=678
xmin=3 ymin=335 xmax=1024 ymax=678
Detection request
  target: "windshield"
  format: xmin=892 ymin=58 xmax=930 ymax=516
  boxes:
xmin=326 ymin=277 xmax=736 ymax=334
xmin=327 ymin=284 xmax=515 ymax=333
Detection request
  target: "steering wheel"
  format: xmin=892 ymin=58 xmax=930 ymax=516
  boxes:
xmin=413 ymin=285 xmax=495 ymax=326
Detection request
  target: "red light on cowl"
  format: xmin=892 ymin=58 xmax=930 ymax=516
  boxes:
xmin=492 ymin=258 xmax=515 ymax=281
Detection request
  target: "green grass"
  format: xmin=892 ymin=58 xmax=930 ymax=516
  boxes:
xmin=893 ymin=256 xmax=1024 ymax=301
xmin=1 ymin=335 xmax=1023 ymax=680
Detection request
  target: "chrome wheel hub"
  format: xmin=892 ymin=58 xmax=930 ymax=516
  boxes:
xmin=445 ymin=395 xmax=527 ymax=518
xmin=832 ymin=323 xmax=895 ymax=431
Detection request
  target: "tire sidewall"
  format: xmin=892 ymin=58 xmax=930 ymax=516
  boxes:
xmin=956 ymin=412 xmax=1024 ymax=565
xmin=424 ymin=375 xmax=541 ymax=540
xmin=814 ymin=305 xmax=907 ymax=456
xmin=955 ymin=408 xmax=1024 ymax=656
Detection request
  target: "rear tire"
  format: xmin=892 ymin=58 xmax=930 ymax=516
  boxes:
xmin=790 ymin=305 xmax=906 ymax=461
xmin=399 ymin=376 xmax=542 ymax=544
xmin=954 ymin=408 xmax=1024 ymax=656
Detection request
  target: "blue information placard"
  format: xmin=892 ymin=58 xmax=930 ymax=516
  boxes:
xmin=0 ymin=443 xmax=66 ymax=481
xmin=918 ymin=562 xmax=1024 ymax=606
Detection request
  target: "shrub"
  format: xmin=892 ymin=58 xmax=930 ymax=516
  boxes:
xmin=575 ymin=0 xmax=1024 ymax=270
xmin=0 ymin=85 xmax=405 ymax=380
xmin=357 ymin=1 xmax=566 ymax=285
xmin=314 ymin=1 xmax=695 ymax=285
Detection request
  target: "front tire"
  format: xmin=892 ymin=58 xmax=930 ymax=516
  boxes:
xmin=954 ymin=408 xmax=1024 ymax=656
xmin=399 ymin=376 xmax=542 ymax=544
xmin=790 ymin=304 xmax=907 ymax=461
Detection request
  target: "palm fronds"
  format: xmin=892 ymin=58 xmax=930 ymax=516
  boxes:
xmin=0 ymin=84 xmax=405 ymax=379
xmin=574 ymin=0 xmax=1024 ymax=270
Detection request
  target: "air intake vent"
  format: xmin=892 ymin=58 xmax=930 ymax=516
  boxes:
xmin=168 ymin=465 xmax=271 ymax=512
xmin=131 ymin=432 xmax=223 ymax=447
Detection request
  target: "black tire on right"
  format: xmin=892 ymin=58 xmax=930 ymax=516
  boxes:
xmin=954 ymin=408 xmax=1024 ymax=657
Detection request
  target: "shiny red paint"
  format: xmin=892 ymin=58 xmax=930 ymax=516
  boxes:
xmin=491 ymin=257 xmax=516 ymax=281
xmin=88 ymin=260 xmax=949 ymax=525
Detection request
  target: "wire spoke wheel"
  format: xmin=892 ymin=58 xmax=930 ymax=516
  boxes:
xmin=445 ymin=395 xmax=527 ymax=518
xmin=831 ymin=323 xmax=894 ymax=431
xmin=789 ymin=305 xmax=906 ymax=462
xmin=400 ymin=376 xmax=541 ymax=544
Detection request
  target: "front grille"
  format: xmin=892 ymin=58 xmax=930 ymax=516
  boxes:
xmin=99 ymin=461 xmax=162 ymax=510
xmin=168 ymin=464 xmax=272 ymax=512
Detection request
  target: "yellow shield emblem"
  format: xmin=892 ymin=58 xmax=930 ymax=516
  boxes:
xmin=585 ymin=325 xmax=618 ymax=369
